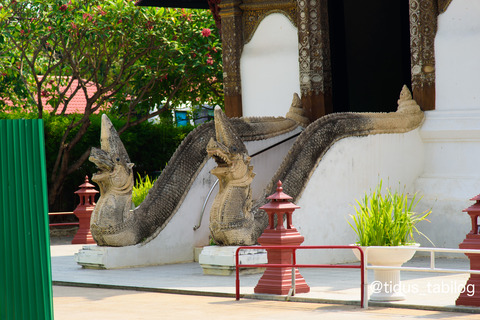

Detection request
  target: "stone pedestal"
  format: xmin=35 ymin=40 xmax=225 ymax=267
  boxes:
xmin=254 ymin=181 xmax=310 ymax=295
xmin=75 ymin=244 xmax=194 ymax=269
xmin=354 ymin=245 xmax=418 ymax=301
xmin=254 ymin=231 xmax=310 ymax=295
xmin=75 ymin=245 xmax=109 ymax=269
xmin=371 ymin=269 xmax=403 ymax=301
xmin=253 ymin=246 xmax=310 ymax=295
xmin=198 ymin=246 xmax=267 ymax=276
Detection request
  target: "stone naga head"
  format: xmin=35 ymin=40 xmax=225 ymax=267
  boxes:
xmin=89 ymin=114 xmax=134 ymax=195
xmin=206 ymin=106 xmax=254 ymax=186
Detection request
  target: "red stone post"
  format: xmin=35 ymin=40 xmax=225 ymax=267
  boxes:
xmin=71 ymin=176 xmax=98 ymax=244
xmin=254 ymin=181 xmax=310 ymax=295
xmin=456 ymin=193 xmax=480 ymax=306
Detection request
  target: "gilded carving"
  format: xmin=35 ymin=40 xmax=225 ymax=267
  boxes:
xmin=219 ymin=0 xmax=300 ymax=98
xmin=219 ymin=1 xmax=243 ymax=97
xmin=437 ymin=0 xmax=453 ymax=13
xmin=218 ymin=0 xmax=442 ymax=111
xmin=240 ymin=0 xmax=297 ymax=44
xmin=409 ymin=0 xmax=437 ymax=89
xmin=297 ymin=0 xmax=332 ymax=96
xmin=207 ymin=0 xmax=222 ymax=31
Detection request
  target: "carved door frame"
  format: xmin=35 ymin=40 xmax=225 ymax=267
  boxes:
xmin=219 ymin=0 xmax=452 ymax=119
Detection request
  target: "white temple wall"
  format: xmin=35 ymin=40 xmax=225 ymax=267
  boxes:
xmin=295 ymin=130 xmax=424 ymax=264
xmin=413 ymin=0 xmax=480 ymax=253
xmin=435 ymin=0 xmax=480 ymax=111
xmin=247 ymin=128 xmax=302 ymax=199
xmin=240 ymin=13 xmax=300 ymax=118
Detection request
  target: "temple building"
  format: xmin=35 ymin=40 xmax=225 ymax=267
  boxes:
xmin=136 ymin=0 xmax=449 ymax=120
xmin=131 ymin=0 xmax=480 ymax=261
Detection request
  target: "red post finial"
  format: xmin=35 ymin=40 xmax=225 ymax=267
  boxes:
xmin=72 ymin=176 xmax=99 ymax=244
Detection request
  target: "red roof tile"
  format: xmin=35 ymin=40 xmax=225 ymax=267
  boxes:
xmin=1 ymin=77 xmax=109 ymax=114
xmin=41 ymin=77 xmax=107 ymax=114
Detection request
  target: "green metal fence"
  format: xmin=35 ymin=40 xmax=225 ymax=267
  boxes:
xmin=0 ymin=119 xmax=53 ymax=319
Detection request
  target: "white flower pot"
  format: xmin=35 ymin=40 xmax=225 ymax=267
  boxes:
xmin=353 ymin=244 xmax=419 ymax=301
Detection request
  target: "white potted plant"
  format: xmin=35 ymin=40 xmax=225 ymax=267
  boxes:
xmin=349 ymin=181 xmax=432 ymax=301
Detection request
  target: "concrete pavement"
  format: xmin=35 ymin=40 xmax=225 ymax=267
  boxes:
xmin=53 ymin=286 xmax=480 ymax=320
xmin=50 ymin=236 xmax=480 ymax=319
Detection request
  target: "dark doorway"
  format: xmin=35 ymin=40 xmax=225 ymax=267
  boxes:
xmin=328 ymin=0 xmax=411 ymax=113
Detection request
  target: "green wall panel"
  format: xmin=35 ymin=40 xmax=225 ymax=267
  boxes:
xmin=0 ymin=119 xmax=53 ymax=320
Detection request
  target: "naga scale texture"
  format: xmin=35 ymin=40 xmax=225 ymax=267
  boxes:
xmin=89 ymin=86 xmax=423 ymax=247
xmin=89 ymin=95 xmax=303 ymax=247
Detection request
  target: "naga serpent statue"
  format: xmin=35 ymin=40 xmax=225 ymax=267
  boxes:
xmin=90 ymin=85 xmax=424 ymax=247
xmin=203 ymin=85 xmax=424 ymax=246
xmin=206 ymin=106 xmax=266 ymax=245
xmin=89 ymin=95 xmax=306 ymax=246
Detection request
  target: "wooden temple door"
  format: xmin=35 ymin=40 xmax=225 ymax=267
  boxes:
xmin=299 ymin=0 xmax=447 ymax=119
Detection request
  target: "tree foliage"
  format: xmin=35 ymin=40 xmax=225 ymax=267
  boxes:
xmin=0 ymin=111 xmax=194 ymax=211
xmin=0 ymin=0 xmax=223 ymax=208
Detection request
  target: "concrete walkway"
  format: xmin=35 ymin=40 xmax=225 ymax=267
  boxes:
xmin=53 ymin=286 xmax=480 ymax=320
xmin=51 ymin=238 xmax=480 ymax=319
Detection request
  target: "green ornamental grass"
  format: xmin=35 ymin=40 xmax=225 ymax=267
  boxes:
xmin=132 ymin=173 xmax=157 ymax=207
xmin=349 ymin=181 xmax=432 ymax=247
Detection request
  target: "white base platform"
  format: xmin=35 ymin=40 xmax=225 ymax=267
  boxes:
xmin=75 ymin=245 xmax=109 ymax=269
xmin=198 ymin=246 xmax=267 ymax=276
xmin=74 ymin=244 xmax=194 ymax=269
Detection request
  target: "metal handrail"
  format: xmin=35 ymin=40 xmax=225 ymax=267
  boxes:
xmin=362 ymin=246 xmax=480 ymax=308
xmin=249 ymin=131 xmax=301 ymax=158
xmin=48 ymin=211 xmax=79 ymax=227
xmin=48 ymin=211 xmax=74 ymax=215
xmin=235 ymin=245 xmax=365 ymax=307
xmin=193 ymin=179 xmax=218 ymax=230
xmin=193 ymin=131 xmax=301 ymax=231
xmin=235 ymin=245 xmax=480 ymax=309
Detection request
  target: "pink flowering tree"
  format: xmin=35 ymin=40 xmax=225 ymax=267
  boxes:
xmin=0 ymin=0 xmax=222 ymax=207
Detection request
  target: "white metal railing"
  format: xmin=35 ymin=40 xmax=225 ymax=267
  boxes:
xmin=362 ymin=246 xmax=480 ymax=308
xmin=193 ymin=179 xmax=218 ymax=230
